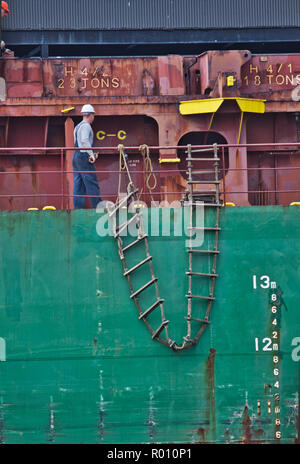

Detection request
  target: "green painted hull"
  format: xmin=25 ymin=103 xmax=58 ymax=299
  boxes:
xmin=0 ymin=207 xmax=299 ymax=444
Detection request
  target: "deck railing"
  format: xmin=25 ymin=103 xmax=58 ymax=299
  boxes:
xmin=0 ymin=142 xmax=299 ymax=209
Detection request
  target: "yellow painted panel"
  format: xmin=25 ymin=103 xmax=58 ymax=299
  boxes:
xmin=235 ymin=98 xmax=265 ymax=114
xmin=159 ymin=158 xmax=181 ymax=163
xmin=179 ymin=99 xmax=224 ymax=115
xmin=179 ymin=97 xmax=265 ymax=115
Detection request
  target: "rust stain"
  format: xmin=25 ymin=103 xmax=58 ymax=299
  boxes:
xmin=240 ymin=406 xmax=267 ymax=444
xmin=0 ymin=401 xmax=4 ymax=445
xmin=30 ymin=160 xmax=38 ymax=193
xmin=223 ymin=428 xmax=230 ymax=443
xmin=196 ymin=348 xmax=216 ymax=443
xmin=207 ymin=348 xmax=216 ymax=442
xmin=241 ymin=405 xmax=252 ymax=444
xmin=207 ymin=348 xmax=216 ymax=397
xmin=253 ymin=428 xmax=264 ymax=440
xmin=264 ymin=384 xmax=272 ymax=395
xmin=142 ymin=69 xmax=156 ymax=96
xmin=98 ymin=404 xmax=105 ymax=442
xmin=197 ymin=427 xmax=206 ymax=441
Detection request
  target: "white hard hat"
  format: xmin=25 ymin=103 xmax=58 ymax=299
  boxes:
xmin=81 ymin=104 xmax=96 ymax=114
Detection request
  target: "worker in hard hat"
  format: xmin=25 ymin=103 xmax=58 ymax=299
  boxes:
xmin=1 ymin=2 xmax=13 ymax=57
xmin=72 ymin=104 xmax=102 ymax=209
xmin=1 ymin=1 xmax=9 ymax=17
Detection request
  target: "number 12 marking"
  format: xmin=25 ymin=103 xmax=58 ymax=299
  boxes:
xmin=255 ymin=337 xmax=273 ymax=351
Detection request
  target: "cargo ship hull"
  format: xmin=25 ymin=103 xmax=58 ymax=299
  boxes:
xmin=0 ymin=206 xmax=299 ymax=444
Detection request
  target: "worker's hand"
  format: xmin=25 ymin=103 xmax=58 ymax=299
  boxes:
xmin=89 ymin=152 xmax=99 ymax=163
xmin=0 ymin=41 xmax=6 ymax=50
xmin=2 ymin=48 xmax=14 ymax=57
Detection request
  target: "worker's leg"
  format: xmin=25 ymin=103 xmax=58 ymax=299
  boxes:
xmin=72 ymin=151 xmax=87 ymax=209
xmin=82 ymin=168 xmax=102 ymax=208
xmin=78 ymin=153 xmax=102 ymax=208
xmin=73 ymin=172 xmax=86 ymax=209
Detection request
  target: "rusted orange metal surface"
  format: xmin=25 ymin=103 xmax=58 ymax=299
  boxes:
xmin=0 ymin=51 xmax=300 ymax=210
xmin=240 ymin=54 xmax=300 ymax=97
xmin=0 ymin=55 xmax=185 ymax=98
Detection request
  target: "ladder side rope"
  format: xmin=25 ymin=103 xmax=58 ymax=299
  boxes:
xmin=117 ymin=144 xmax=134 ymax=201
xmin=138 ymin=144 xmax=157 ymax=204
xmin=108 ymin=144 xmax=221 ymax=351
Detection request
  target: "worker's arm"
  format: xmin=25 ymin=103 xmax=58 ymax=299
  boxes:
xmin=78 ymin=123 xmax=94 ymax=157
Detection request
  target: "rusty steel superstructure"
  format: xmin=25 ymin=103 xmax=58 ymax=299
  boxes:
xmin=0 ymin=50 xmax=299 ymax=210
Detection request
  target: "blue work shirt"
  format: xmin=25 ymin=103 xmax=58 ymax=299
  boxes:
xmin=74 ymin=120 xmax=94 ymax=157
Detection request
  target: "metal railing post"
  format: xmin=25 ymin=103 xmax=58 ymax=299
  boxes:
xmin=298 ymin=360 xmax=300 ymax=444
xmin=60 ymin=148 xmax=64 ymax=210
xmin=221 ymin=146 xmax=226 ymax=206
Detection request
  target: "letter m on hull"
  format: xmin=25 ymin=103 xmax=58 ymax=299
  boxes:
xmin=0 ymin=338 xmax=6 ymax=362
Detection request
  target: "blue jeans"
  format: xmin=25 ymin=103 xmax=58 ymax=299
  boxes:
xmin=72 ymin=150 xmax=102 ymax=209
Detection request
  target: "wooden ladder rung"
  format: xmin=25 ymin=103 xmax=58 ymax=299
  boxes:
xmin=187 ymin=189 xmax=218 ymax=193
xmin=186 ymin=157 xmax=220 ymax=162
xmin=188 ymin=226 xmax=221 ymax=231
xmin=152 ymin=320 xmax=169 ymax=339
xmin=185 ymin=294 xmax=215 ymax=301
xmin=130 ymin=278 xmax=158 ymax=299
xmin=124 ymin=255 xmax=152 ymax=276
xmin=122 ymin=235 xmax=147 ymax=252
xmin=184 ymin=316 xmax=211 ymax=324
xmin=115 ymin=213 xmax=139 ymax=237
xmin=187 ymin=180 xmax=220 ymax=184
xmin=185 ymin=148 xmax=217 ymax=154
xmin=139 ymin=299 xmax=165 ymax=319
xmin=186 ymin=271 xmax=218 ymax=277
xmin=186 ymin=202 xmax=221 ymax=207
xmin=108 ymin=190 xmax=138 ymax=217
xmin=187 ymin=249 xmax=219 ymax=254
xmin=188 ymin=170 xmax=220 ymax=175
